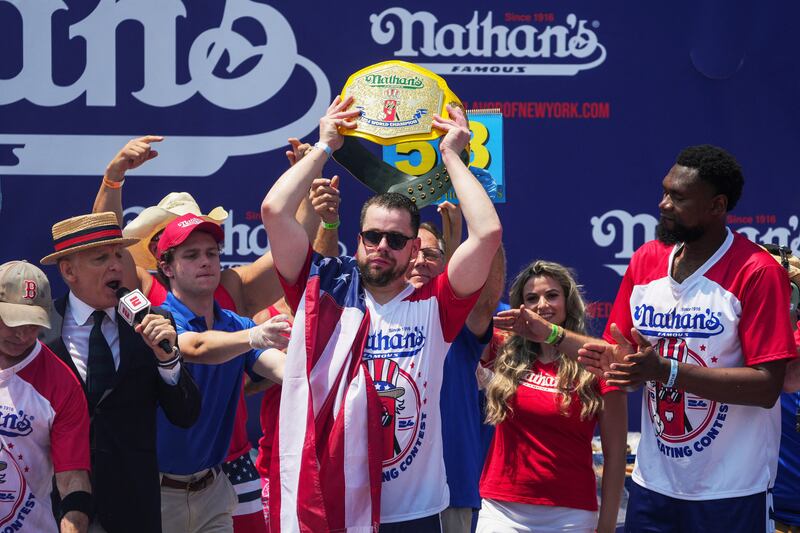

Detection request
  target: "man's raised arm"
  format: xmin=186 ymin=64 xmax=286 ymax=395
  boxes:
xmin=92 ymin=136 xmax=163 ymax=225
xmin=261 ymin=96 xmax=359 ymax=284
xmin=92 ymin=136 xmax=162 ymax=292
xmin=223 ymin=138 xmax=330 ymax=317
xmin=435 ymin=105 xmax=502 ymax=298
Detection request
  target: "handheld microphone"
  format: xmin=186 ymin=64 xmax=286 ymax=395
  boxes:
xmin=116 ymin=287 xmax=173 ymax=353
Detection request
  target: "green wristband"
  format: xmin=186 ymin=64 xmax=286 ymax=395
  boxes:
xmin=322 ymin=220 xmax=341 ymax=230
xmin=544 ymin=323 xmax=559 ymax=344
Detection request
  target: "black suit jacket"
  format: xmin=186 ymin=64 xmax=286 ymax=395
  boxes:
xmin=46 ymin=295 xmax=201 ymax=533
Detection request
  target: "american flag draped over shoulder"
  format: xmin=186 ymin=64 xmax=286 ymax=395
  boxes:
xmin=271 ymin=255 xmax=383 ymax=533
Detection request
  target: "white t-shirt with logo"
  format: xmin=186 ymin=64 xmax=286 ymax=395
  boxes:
xmin=363 ymin=273 xmax=478 ymax=522
xmin=0 ymin=342 xmax=90 ymax=531
xmin=605 ymin=229 xmax=796 ymax=500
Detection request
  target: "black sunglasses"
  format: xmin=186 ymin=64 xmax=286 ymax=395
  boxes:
xmin=360 ymin=230 xmax=414 ymax=251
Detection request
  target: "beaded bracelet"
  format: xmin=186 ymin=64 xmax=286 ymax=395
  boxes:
xmin=552 ymin=326 xmax=566 ymax=347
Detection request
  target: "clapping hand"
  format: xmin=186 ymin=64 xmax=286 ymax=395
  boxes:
xmin=310 ymin=176 xmax=341 ymax=224
xmin=577 ymin=324 xmax=663 ymax=389
xmin=285 ymin=137 xmax=313 ymax=166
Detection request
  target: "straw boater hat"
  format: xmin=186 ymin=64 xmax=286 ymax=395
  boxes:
xmin=123 ymin=192 xmax=228 ymax=270
xmin=40 ymin=212 xmax=139 ymax=265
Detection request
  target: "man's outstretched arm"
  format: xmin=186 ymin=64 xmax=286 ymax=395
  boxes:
xmin=177 ymin=315 xmax=290 ymax=364
xmin=225 ymin=139 xmax=329 ymax=316
xmin=92 ymin=135 xmax=163 ymax=225
xmin=435 ymin=106 xmax=502 ymax=298
xmin=261 ymin=96 xmax=359 ymax=284
xmin=92 ymin=136 xmax=163 ymax=293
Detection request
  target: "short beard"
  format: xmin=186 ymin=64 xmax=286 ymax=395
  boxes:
xmin=357 ymin=257 xmax=405 ymax=288
xmin=656 ymin=219 xmax=705 ymax=245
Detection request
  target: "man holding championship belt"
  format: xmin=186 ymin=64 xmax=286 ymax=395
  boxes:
xmin=262 ymin=61 xmax=502 ymax=532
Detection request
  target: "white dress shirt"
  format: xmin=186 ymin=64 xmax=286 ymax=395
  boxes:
xmin=63 ymin=293 xmax=180 ymax=385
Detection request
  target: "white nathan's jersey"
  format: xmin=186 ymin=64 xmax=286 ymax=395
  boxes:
xmin=606 ymin=229 xmax=796 ymax=500
xmin=364 ymin=273 xmax=477 ymax=523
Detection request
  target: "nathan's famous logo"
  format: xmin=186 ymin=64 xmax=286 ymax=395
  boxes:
xmin=355 ymin=91 xmax=429 ymax=130
xmin=367 ymin=358 xmax=428 ymax=482
xmin=0 ymin=0 xmax=330 ymax=177
xmin=0 ymin=409 xmax=34 ymax=438
xmin=634 ymin=305 xmax=724 ymax=339
xmin=370 ymin=8 xmax=605 ymax=76
xmin=0 ymin=444 xmax=32 ymax=526
xmin=363 ymin=326 xmax=426 ymax=360
xmin=646 ymin=338 xmax=727 ymax=458
xmin=382 ymin=90 xmax=400 ymax=122
xmin=364 ymin=74 xmax=424 ymax=90
xmin=369 ymin=359 xmax=420 ymax=465
xmin=519 ymin=371 xmax=558 ymax=393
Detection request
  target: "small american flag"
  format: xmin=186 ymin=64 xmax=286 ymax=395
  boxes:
xmin=271 ymin=253 xmax=383 ymax=533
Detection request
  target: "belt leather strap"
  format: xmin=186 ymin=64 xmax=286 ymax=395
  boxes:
xmin=160 ymin=466 xmax=220 ymax=492
xmin=333 ymin=137 xmax=469 ymax=208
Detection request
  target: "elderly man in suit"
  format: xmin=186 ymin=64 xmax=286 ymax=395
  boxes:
xmin=41 ymin=212 xmax=201 ymax=533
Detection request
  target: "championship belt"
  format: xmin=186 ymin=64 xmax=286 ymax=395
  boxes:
xmin=333 ymin=60 xmax=469 ymax=208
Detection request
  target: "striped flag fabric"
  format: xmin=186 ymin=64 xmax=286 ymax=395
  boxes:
xmin=271 ymin=254 xmax=383 ymax=533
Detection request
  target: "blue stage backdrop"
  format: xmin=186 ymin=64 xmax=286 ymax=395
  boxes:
xmin=2 ymin=1 xmax=798 ymax=430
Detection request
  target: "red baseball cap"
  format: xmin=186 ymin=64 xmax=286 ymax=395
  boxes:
xmin=156 ymin=213 xmax=224 ymax=256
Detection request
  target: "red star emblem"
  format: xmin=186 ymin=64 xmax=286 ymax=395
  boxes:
xmin=7 ymin=443 xmax=13 ymax=449
xmin=711 ymin=356 xmax=718 ymax=363
xmin=410 ymin=362 xmax=415 ymax=369
xmin=24 ymin=466 xmax=29 ymax=473
xmin=17 ymin=454 xmax=23 ymax=460
xmin=700 ymin=345 xmax=706 ymax=351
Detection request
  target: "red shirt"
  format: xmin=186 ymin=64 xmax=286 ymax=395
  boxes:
xmin=148 ymin=277 xmax=251 ymax=461
xmin=255 ymin=305 xmax=290 ymax=478
xmin=480 ymin=360 xmax=616 ymax=511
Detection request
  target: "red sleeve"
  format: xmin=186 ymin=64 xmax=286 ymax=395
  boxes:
xmin=603 ymin=266 xmax=636 ymax=345
xmin=51 ymin=368 xmax=91 ymax=473
xmin=276 ymin=246 xmax=314 ymax=314
xmin=146 ymin=276 xmax=168 ymax=306
xmin=480 ymin=328 xmax=508 ymax=369
xmin=597 ymin=376 xmax=621 ymax=395
xmin=434 ymin=271 xmax=481 ymax=342
xmin=739 ymin=265 xmax=797 ymax=366
xmin=213 ymin=283 xmax=237 ymax=312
